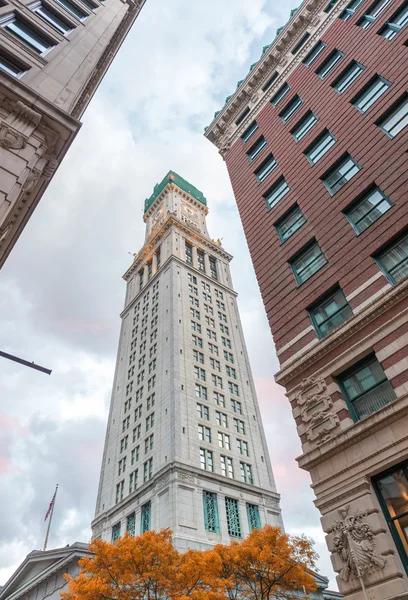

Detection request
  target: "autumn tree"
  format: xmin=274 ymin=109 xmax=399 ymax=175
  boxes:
xmin=214 ymin=525 xmax=318 ymax=600
xmin=63 ymin=529 xmax=224 ymax=600
xmin=64 ymin=526 xmax=317 ymax=600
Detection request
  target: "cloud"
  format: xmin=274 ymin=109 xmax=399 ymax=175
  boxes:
xmin=0 ymin=0 xmax=337 ymax=590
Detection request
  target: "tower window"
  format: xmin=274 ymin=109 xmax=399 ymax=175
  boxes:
xmin=291 ymin=111 xmax=318 ymax=141
xmin=322 ymin=154 xmax=360 ymax=195
xmin=247 ymin=503 xmax=261 ymax=531
xmin=185 ymin=241 xmax=193 ymax=265
xmin=332 ymin=60 xmax=365 ymax=94
xmin=220 ymin=455 xmax=234 ymax=478
xmin=197 ymin=249 xmax=205 ymax=272
xmin=290 ymin=241 xmax=327 ymax=285
xmin=140 ymin=500 xmax=151 ymax=533
xmin=315 ymin=50 xmax=344 ymax=78
xmin=378 ymin=94 xmax=408 ymax=138
xmin=225 ymin=497 xmax=242 ymax=537
xmin=2 ymin=16 xmax=55 ymax=54
xmin=275 ymin=205 xmax=306 ymax=243
xmin=344 ymin=186 xmax=392 ymax=234
xmin=30 ymin=2 xmax=73 ymax=34
xmin=240 ymin=462 xmax=253 ymax=484
xmin=200 ymin=448 xmax=214 ymax=471
xmin=209 ymin=257 xmax=218 ymax=280
xmin=54 ymin=0 xmax=87 ymax=20
xmin=0 ymin=50 xmax=28 ymax=78
xmin=337 ymin=354 xmax=396 ymax=421
xmin=352 ymin=75 xmax=391 ymax=113
xmin=203 ymin=491 xmax=220 ymax=533
xmin=264 ymin=177 xmax=290 ymax=210
xmin=308 ymin=287 xmax=353 ymax=338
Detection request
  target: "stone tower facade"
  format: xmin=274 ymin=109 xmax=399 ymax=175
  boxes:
xmin=91 ymin=171 xmax=283 ymax=549
xmin=0 ymin=0 xmax=145 ymax=267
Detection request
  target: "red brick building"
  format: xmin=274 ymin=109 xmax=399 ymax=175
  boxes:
xmin=205 ymin=1 xmax=408 ymax=598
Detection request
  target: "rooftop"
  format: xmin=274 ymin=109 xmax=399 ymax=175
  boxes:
xmin=144 ymin=171 xmax=207 ymax=214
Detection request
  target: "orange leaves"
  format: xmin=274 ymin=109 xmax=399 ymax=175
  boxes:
xmin=63 ymin=526 xmax=318 ymax=600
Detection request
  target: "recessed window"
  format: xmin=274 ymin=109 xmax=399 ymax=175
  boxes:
xmin=279 ymin=95 xmax=303 ymax=123
xmin=2 ymin=16 xmax=55 ymax=54
xmin=337 ymin=355 xmax=396 ymax=421
xmin=291 ymin=110 xmax=318 ymax=141
xmin=374 ymin=461 xmax=408 ymax=573
xmin=303 ymin=41 xmax=327 ymax=66
xmin=225 ymin=497 xmax=241 ymax=538
xmin=379 ymin=1 xmax=408 ymax=38
xmin=54 ymin=0 xmax=87 ymax=19
xmin=375 ymin=230 xmax=408 ymax=284
xmin=203 ymin=491 xmax=220 ymax=533
xmin=0 ymin=50 xmax=27 ymax=77
xmin=254 ymin=153 xmax=277 ymax=183
xmin=352 ymin=75 xmax=391 ymax=113
xmin=322 ymin=154 xmax=360 ymax=195
xmin=262 ymin=70 xmax=279 ymax=92
xmin=339 ymin=0 xmax=364 ymax=20
xmin=264 ymin=177 xmax=290 ymax=210
xmin=357 ymin=0 xmax=392 ymax=28
xmin=344 ymin=186 xmax=392 ymax=234
xmin=292 ymin=32 xmax=310 ymax=54
xmin=246 ymin=135 xmax=266 ymax=162
xmin=78 ymin=0 xmax=96 ymax=11
xmin=247 ymin=503 xmax=261 ymax=532
xmin=316 ymin=49 xmax=344 ymax=78
xmin=275 ymin=205 xmax=306 ymax=242
xmin=290 ymin=240 xmax=327 ymax=285
xmin=271 ymin=82 xmax=290 ymax=107
xmin=241 ymin=120 xmax=258 ymax=143
xmin=235 ymin=107 xmax=250 ymax=126
xmin=305 ymin=130 xmax=336 ymax=165
xmin=324 ymin=0 xmax=338 ymax=12
xmin=332 ymin=60 xmax=365 ymax=94
xmin=31 ymin=2 xmax=73 ymax=34
xmin=378 ymin=94 xmax=408 ymax=138
xmin=309 ymin=287 xmax=353 ymax=338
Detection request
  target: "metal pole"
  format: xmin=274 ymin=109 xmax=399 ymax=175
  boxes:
xmin=43 ymin=485 xmax=58 ymax=551
xmin=0 ymin=350 xmax=51 ymax=374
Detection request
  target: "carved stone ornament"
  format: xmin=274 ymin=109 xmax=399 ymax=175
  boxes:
xmin=0 ymin=124 xmax=25 ymax=150
xmin=330 ymin=504 xmax=386 ymax=582
xmin=178 ymin=471 xmax=195 ymax=483
xmin=21 ymin=168 xmax=42 ymax=195
xmin=296 ymin=376 xmax=340 ymax=445
xmin=0 ymin=100 xmax=42 ymax=150
xmin=155 ymin=473 xmax=169 ymax=489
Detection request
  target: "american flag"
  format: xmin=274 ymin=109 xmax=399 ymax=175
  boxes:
xmin=44 ymin=490 xmax=56 ymax=521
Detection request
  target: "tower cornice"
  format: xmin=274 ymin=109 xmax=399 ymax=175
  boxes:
xmin=204 ymin=0 xmax=351 ymax=155
xmin=123 ymin=214 xmax=232 ymax=281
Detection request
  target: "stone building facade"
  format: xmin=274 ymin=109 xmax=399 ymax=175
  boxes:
xmin=0 ymin=0 xmax=145 ymax=267
xmin=204 ymin=0 xmax=408 ymax=599
xmin=91 ymin=171 xmax=284 ymax=549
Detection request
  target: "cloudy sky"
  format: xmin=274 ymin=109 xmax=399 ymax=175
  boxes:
xmin=0 ymin=0 xmax=337 ymax=589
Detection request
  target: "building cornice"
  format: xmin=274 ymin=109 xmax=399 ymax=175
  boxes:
xmin=143 ymin=183 xmax=209 ymax=221
xmin=123 ymin=213 xmax=232 ymax=281
xmin=275 ymin=276 xmax=408 ymax=388
xmin=204 ymin=0 xmax=350 ymax=155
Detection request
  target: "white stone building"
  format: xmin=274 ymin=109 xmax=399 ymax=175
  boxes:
xmin=91 ymin=170 xmax=284 ymax=548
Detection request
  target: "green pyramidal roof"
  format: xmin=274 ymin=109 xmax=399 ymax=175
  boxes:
xmin=144 ymin=171 xmax=207 ymax=214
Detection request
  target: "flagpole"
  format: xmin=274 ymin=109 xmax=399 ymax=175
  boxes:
xmin=43 ymin=484 xmax=58 ymax=552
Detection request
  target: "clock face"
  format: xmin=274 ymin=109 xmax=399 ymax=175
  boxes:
xmin=182 ymin=203 xmax=197 ymax=218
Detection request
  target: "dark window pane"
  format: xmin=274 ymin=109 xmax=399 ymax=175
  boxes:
xmin=276 ymin=205 xmax=306 ymax=242
xmin=345 ymin=187 xmax=392 ymax=234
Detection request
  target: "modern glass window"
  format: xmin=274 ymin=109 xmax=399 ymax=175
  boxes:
xmin=276 ymin=205 xmax=306 ymax=242
xmin=375 ymin=230 xmax=408 ymax=284
xmin=111 ymin=522 xmax=121 ymax=542
xmin=3 ymin=17 xmax=55 ymax=54
xmin=322 ymin=154 xmax=360 ymax=195
xmin=254 ymin=153 xmax=277 ymax=183
xmin=235 ymin=107 xmax=250 ymax=126
xmin=203 ymin=491 xmax=220 ymax=533
xmin=264 ymin=177 xmax=290 ymax=210
xmin=305 ymin=130 xmax=336 ymax=164
xmin=271 ymin=82 xmax=290 ymax=107
xmin=353 ymin=76 xmax=391 ymax=113
xmin=378 ymin=94 xmax=408 ymax=138
xmin=241 ymin=120 xmax=258 ymax=143
xmin=54 ymin=0 xmax=87 ymax=20
xmin=31 ymin=2 xmax=73 ymax=34
xmin=140 ymin=501 xmax=151 ymax=533
xmin=291 ymin=111 xmax=318 ymax=141
xmin=225 ymin=497 xmax=242 ymax=537
xmin=262 ymin=70 xmax=279 ymax=92
xmin=316 ymin=50 xmax=344 ymax=78
xmin=332 ymin=61 xmax=365 ymax=94
xmin=247 ymin=503 xmax=261 ymax=531
xmin=292 ymin=32 xmax=310 ymax=54
xmin=344 ymin=186 xmax=392 ymax=234
xmin=303 ymin=41 xmax=327 ymax=66
xmin=337 ymin=355 xmax=396 ymax=421
xmin=0 ymin=51 xmax=27 ymax=77
xmin=373 ymin=461 xmax=408 ymax=572
xmin=290 ymin=241 xmax=327 ymax=285
xmin=280 ymin=95 xmax=303 ymax=123
xmin=309 ymin=287 xmax=353 ymax=338
xmin=339 ymin=0 xmax=364 ymax=20
xmin=379 ymin=1 xmax=408 ymax=38
xmin=358 ymin=0 xmax=392 ymax=28
xmin=247 ymin=135 xmax=267 ymax=162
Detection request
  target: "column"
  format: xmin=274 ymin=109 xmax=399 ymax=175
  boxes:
xmin=204 ymin=253 xmax=211 ymax=275
xmin=192 ymin=246 xmax=198 ymax=269
xmin=152 ymin=253 xmax=158 ymax=276
xmin=143 ymin=264 xmax=148 ymax=287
